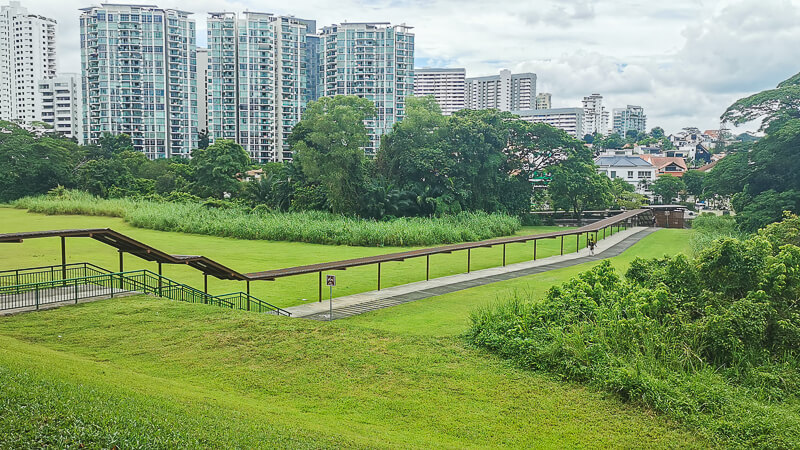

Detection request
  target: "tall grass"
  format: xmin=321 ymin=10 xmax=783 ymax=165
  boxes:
xmin=14 ymin=191 xmax=521 ymax=247
xmin=689 ymin=213 xmax=746 ymax=254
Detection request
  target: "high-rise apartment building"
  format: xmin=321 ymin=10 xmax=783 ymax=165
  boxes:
xmin=513 ymin=107 xmax=585 ymax=138
xmin=582 ymin=93 xmax=609 ymax=136
xmin=196 ymin=47 xmax=208 ymax=133
xmin=0 ymin=1 xmax=56 ymax=124
xmin=79 ymin=4 xmax=197 ymax=158
xmin=613 ymin=105 xmax=647 ymax=137
xmin=413 ymin=68 xmax=465 ymax=115
xmin=37 ymin=73 xmax=82 ymax=142
xmin=320 ymin=22 xmax=415 ymax=156
xmin=535 ymin=92 xmax=551 ymax=110
xmin=207 ymin=12 xmax=313 ymax=162
xmin=466 ymin=69 xmax=536 ymax=111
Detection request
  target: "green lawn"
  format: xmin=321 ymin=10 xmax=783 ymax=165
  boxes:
xmin=0 ymin=207 xmax=706 ymax=447
xmin=0 ymin=207 xmax=605 ymax=308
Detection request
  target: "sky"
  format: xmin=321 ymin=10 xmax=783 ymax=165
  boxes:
xmin=24 ymin=0 xmax=800 ymax=134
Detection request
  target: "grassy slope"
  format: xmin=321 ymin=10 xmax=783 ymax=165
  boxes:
xmin=0 ymin=296 xmax=703 ymax=448
xmin=0 ymin=207 xmax=595 ymax=308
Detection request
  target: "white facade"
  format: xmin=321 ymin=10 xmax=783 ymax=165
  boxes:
xmin=612 ymin=105 xmax=647 ymax=137
xmin=513 ymin=107 xmax=585 ymax=138
xmin=413 ymin=68 xmax=465 ymax=115
xmin=466 ymin=69 xmax=536 ymax=111
xmin=37 ymin=73 xmax=82 ymax=142
xmin=321 ymin=22 xmax=415 ymax=156
xmin=535 ymin=92 xmax=551 ymax=109
xmin=0 ymin=1 xmax=56 ymax=124
xmin=582 ymin=93 xmax=609 ymax=136
xmin=594 ymin=154 xmax=656 ymax=195
xmin=196 ymin=47 xmax=208 ymax=134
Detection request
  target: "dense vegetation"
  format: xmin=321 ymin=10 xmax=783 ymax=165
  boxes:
xmin=467 ymin=214 xmax=800 ymax=447
xmin=15 ymin=190 xmax=520 ymax=247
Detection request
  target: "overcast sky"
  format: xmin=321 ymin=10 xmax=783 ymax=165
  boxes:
xmin=24 ymin=0 xmax=800 ymax=134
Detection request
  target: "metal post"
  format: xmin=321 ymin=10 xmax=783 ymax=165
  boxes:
xmin=426 ymin=255 xmax=430 ymax=281
xmin=502 ymin=244 xmax=506 ymax=267
xmin=377 ymin=262 xmax=381 ymax=291
xmin=576 ymin=234 xmax=580 ymax=253
xmin=75 ymin=282 xmax=79 ymax=304
xmin=329 ymin=284 xmax=333 ymax=321
xmin=533 ymin=240 xmax=537 ymax=260
xmin=246 ymin=281 xmax=251 ymax=311
xmin=204 ymin=273 xmax=208 ymax=294
xmin=118 ymin=251 xmax=123 ymax=290
xmin=318 ymin=271 xmax=322 ymax=302
xmin=60 ymin=236 xmax=66 ymax=283
xmin=35 ymin=288 xmax=39 ymax=311
xmin=560 ymin=235 xmax=564 ymax=255
xmin=467 ymin=248 xmax=471 ymax=273
xmin=603 ymin=227 xmax=606 ymax=239
xmin=158 ymin=263 xmax=163 ymax=297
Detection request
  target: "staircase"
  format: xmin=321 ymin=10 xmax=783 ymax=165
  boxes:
xmin=0 ymin=263 xmax=290 ymax=316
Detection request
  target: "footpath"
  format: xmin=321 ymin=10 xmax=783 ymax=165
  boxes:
xmin=285 ymin=226 xmax=656 ymax=320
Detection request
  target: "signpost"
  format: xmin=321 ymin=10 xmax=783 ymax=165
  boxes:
xmin=326 ymin=275 xmax=336 ymax=321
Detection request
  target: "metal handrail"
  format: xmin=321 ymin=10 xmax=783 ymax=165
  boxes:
xmin=0 ymin=267 xmax=291 ymax=317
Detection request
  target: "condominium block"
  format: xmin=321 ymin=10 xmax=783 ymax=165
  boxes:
xmin=466 ymin=69 xmax=536 ymax=111
xmin=37 ymin=73 xmax=82 ymax=142
xmin=413 ymin=68 xmax=465 ymax=115
xmin=207 ymin=12 xmax=313 ymax=162
xmin=321 ymin=22 xmax=415 ymax=156
xmin=535 ymin=92 xmax=551 ymax=110
xmin=513 ymin=107 xmax=585 ymax=138
xmin=0 ymin=1 xmax=56 ymax=124
xmin=79 ymin=4 xmax=197 ymax=158
xmin=582 ymin=93 xmax=609 ymax=136
xmin=613 ymin=105 xmax=647 ymax=137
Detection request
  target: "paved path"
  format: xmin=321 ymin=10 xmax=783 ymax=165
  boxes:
xmin=286 ymin=227 xmax=657 ymax=321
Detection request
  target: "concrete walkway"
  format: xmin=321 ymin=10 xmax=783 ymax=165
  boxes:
xmin=286 ymin=226 xmax=656 ymax=321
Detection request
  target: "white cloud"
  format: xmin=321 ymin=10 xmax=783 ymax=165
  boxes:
xmin=17 ymin=0 xmax=800 ymax=133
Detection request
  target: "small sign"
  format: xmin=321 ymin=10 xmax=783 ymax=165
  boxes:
xmin=326 ymin=275 xmax=336 ymax=287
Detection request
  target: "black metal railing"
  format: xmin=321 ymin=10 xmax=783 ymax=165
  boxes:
xmin=0 ymin=266 xmax=290 ymax=317
xmin=0 ymin=262 xmax=109 ymax=288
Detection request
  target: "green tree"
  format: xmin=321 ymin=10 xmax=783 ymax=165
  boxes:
xmin=610 ymin=177 xmax=647 ymax=209
xmin=651 ymin=175 xmax=685 ymax=204
xmin=0 ymin=122 xmax=84 ymax=201
xmin=650 ymin=126 xmax=665 ymax=139
xmin=549 ymin=149 xmax=613 ymax=221
xmin=198 ymin=129 xmax=210 ymax=150
xmin=190 ymin=139 xmax=251 ymax=199
xmin=681 ymin=170 xmax=706 ymax=199
xmin=290 ymin=96 xmax=375 ymax=214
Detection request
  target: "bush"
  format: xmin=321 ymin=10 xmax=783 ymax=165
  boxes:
xmin=467 ymin=217 xmax=800 ymax=447
xmin=689 ymin=213 xmax=746 ymax=253
xmin=14 ymin=191 xmax=522 ymax=247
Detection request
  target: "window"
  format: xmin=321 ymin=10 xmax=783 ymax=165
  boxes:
xmin=627 ymin=171 xmax=633 ymax=178
xmin=610 ymin=170 xmax=617 ymax=178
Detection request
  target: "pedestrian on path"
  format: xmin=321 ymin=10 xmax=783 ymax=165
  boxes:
xmin=588 ymin=238 xmax=596 ymax=256
xmin=651 ymin=215 xmax=657 ymax=228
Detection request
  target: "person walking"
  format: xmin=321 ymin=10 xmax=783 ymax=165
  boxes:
xmin=651 ymin=215 xmax=657 ymax=228
xmin=588 ymin=238 xmax=596 ymax=256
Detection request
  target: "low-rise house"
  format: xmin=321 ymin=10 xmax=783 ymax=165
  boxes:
xmin=594 ymin=154 xmax=656 ymax=194
xmin=640 ymin=154 xmax=687 ymax=177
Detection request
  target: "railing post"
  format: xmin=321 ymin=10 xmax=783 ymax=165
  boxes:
xmin=377 ymin=262 xmax=381 ymax=291
xmin=246 ymin=280 xmax=250 ymax=311
xmin=61 ymin=236 xmax=67 ymax=286
xmin=318 ymin=271 xmax=322 ymax=302
xmin=158 ymin=263 xmax=163 ymax=297
xmin=74 ymin=282 xmax=79 ymax=304
xmin=34 ymin=287 xmax=39 ymax=311
xmin=110 ymin=274 xmax=114 ymax=298
xmin=204 ymin=273 xmax=208 ymax=295
xmin=15 ymin=269 xmax=19 ymax=294
xmin=426 ymin=255 xmax=430 ymax=281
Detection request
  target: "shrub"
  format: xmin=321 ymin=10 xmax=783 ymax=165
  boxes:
xmin=467 ymin=217 xmax=800 ymax=447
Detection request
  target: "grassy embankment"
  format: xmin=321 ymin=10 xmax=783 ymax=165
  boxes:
xmin=0 ymin=218 xmax=706 ymax=448
xmin=0 ymin=207 xmax=603 ymax=308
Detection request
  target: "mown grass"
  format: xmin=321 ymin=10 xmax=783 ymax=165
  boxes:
xmin=0 ymin=207 xmax=589 ymax=308
xmin=14 ymin=191 xmax=521 ymax=247
xmin=0 ymin=295 xmax=706 ymax=448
